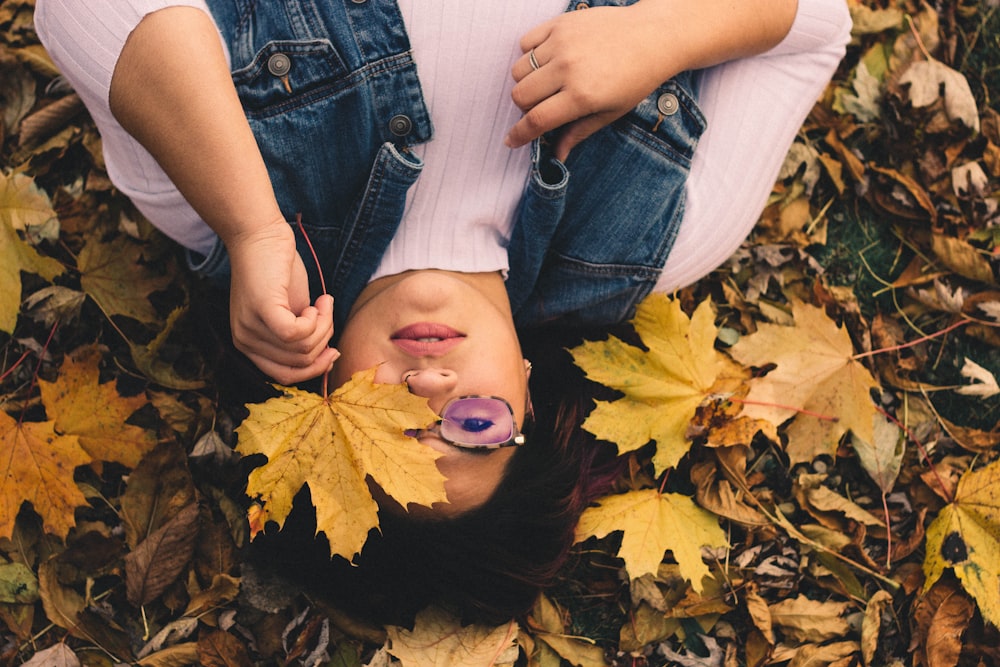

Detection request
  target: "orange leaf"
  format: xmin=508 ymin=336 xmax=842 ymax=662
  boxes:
xmin=0 ymin=411 xmax=90 ymax=540
xmin=39 ymin=345 xmax=155 ymax=468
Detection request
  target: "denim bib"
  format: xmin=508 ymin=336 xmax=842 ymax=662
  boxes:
xmin=201 ymin=0 xmax=704 ymax=333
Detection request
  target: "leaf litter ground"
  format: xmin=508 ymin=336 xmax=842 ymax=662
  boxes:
xmin=3 ymin=1 xmax=1000 ymax=666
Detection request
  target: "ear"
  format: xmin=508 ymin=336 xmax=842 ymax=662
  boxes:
xmin=523 ymin=358 xmax=532 ymax=379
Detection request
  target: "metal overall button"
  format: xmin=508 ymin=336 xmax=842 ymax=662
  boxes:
xmin=389 ymin=114 xmax=413 ymax=136
xmin=267 ymin=53 xmax=291 ymax=78
xmin=656 ymin=93 xmax=679 ymax=116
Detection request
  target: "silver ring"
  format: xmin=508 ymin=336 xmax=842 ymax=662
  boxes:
xmin=529 ymin=48 xmax=540 ymax=71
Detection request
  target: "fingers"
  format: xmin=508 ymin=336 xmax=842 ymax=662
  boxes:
xmin=232 ymin=294 xmax=337 ymax=384
xmin=249 ymin=346 xmax=341 ymax=386
xmin=507 ymin=38 xmax=613 ymax=151
xmin=552 ymin=115 xmax=610 ymax=162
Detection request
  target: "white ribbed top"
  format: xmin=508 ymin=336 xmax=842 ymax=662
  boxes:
xmin=374 ymin=0 xmax=565 ymax=280
xmin=34 ymin=0 xmax=852 ymax=293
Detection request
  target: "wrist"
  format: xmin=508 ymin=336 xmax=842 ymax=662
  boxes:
xmin=223 ymin=214 xmax=293 ymax=255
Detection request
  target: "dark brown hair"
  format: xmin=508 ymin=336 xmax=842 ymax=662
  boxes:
xmin=245 ymin=325 xmax=623 ymax=626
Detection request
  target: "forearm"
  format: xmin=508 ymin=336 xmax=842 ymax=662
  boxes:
xmin=109 ymin=6 xmax=285 ymax=248
xmin=630 ymin=0 xmax=798 ymax=78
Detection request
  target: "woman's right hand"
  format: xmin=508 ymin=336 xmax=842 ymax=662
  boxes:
xmin=226 ymin=221 xmax=338 ymax=385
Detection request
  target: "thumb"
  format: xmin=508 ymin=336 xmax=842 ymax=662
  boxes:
xmin=553 ymin=116 xmax=606 ymax=162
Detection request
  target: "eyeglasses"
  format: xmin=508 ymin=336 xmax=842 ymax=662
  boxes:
xmin=405 ymin=395 xmax=525 ymax=450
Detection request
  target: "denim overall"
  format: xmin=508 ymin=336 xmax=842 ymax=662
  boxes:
xmin=200 ymin=0 xmax=705 ymax=333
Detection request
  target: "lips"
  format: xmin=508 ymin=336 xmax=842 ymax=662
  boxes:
xmin=391 ymin=323 xmax=465 ymax=356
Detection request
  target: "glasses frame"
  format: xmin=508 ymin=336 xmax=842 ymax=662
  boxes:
xmin=411 ymin=395 xmax=526 ymax=450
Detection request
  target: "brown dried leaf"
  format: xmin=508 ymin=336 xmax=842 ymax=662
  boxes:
xmin=930 ymin=233 xmax=995 ymax=285
xmin=37 ymin=559 xmax=85 ymax=639
xmin=769 ymin=595 xmax=852 ymax=644
xmin=851 ymin=415 xmax=905 ymax=494
xmin=912 ymin=578 xmax=974 ymax=667
xmin=386 ymin=606 xmax=520 ymax=667
xmin=77 ymin=235 xmax=174 ymax=325
xmin=17 ymin=93 xmax=84 ymax=149
xmin=745 ymin=584 xmax=775 ymax=646
xmin=861 ymin=590 xmax=893 ymax=666
xmin=198 ymin=629 xmax=254 ymax=667
xmin=899 ymin=60 xmax=980 ymax=133
xmin=869 ymin=165 xmax=937 ymax=222
xmin=691 ymin=459 xmax=769 ymax=527
xmin=20 ymin=643 xmax=80 ymax=667
xmin=136 ymin=642 xmax=199 ymax=667
xmin=120 ymin=442 xmax=197 ymax=550
xmin=183 ymin=574 xmax=240 ymax=618
xmin=125 ymin=502 xmax=200 ymax=606
xmin=785 ymin=641 xmax=859 ymax=667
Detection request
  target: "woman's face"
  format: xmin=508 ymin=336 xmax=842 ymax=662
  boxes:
xmin=331 ymin=270 xmax=528 ymax=516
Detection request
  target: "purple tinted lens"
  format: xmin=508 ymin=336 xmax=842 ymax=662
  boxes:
xmin=440 ymin=397 xmax=514 ymax=446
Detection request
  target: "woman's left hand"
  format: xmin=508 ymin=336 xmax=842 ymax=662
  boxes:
xmin=506 ymin=4 xmax=672 ymax=162
xmin=506 ymin=0 xmax=798 ymax=161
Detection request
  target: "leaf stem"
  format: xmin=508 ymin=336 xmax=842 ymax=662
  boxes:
xmin=881 ymin=492 xmax=892 ymax=569
xmin=729 ymin=396 xmax=839 ymax=422
xmin=295 ymin=213 xmax=333 ymax=399
xmin=876 ymin=402 xmax=953 ymax=504
xmin=851 ymin=318 xmax=971 ymax=361
xmin=0 ymin=348 xmax=33 ymax=384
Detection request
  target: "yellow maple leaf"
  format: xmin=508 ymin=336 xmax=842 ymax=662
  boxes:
xmin=38 ymin=345 xmax=155 ymax=468
xmin=77 ymin=235 xmax=174 ymax=325
xmin=575 ymin=488 xmax=728 ymax=591
xmin=386 ymin=606 xmax=520 ymax=667
xmin=0 ymin=411 xmax=91 ymax=539
xmin=235 ymin=368 xmax=446 ymax=560
xmin=570 ymin=295 xmax=735 ymax=475
xmin=924 ymin=459 xmax=1000 ymax=628
xmin=0 ymin=172 xmax=59 ymax=239
xmin=0 ymin=216 xmax=64 ymax=334
xmin=728 ymin=300 xmax=880 ymax=464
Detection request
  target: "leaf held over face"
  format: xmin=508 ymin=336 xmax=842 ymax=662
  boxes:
xmin=570 ymin=295 xmax=737 ymax=475
xmin=575 ymin=488 xmax=728 ymax=591
xmin=729 ymin=300 xmax=881 ymax=464
xmin=235 ymin=368 xmax=446 ymax=561
xmin=924 ymin=459 xmax=1000 ymax=628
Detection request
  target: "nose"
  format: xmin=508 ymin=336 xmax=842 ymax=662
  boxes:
xmin=402 ymin=367 xmax=457 ymax=398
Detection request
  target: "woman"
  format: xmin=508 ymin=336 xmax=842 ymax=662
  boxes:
xmin=35 ymin=0 xmax=851 ymax=621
